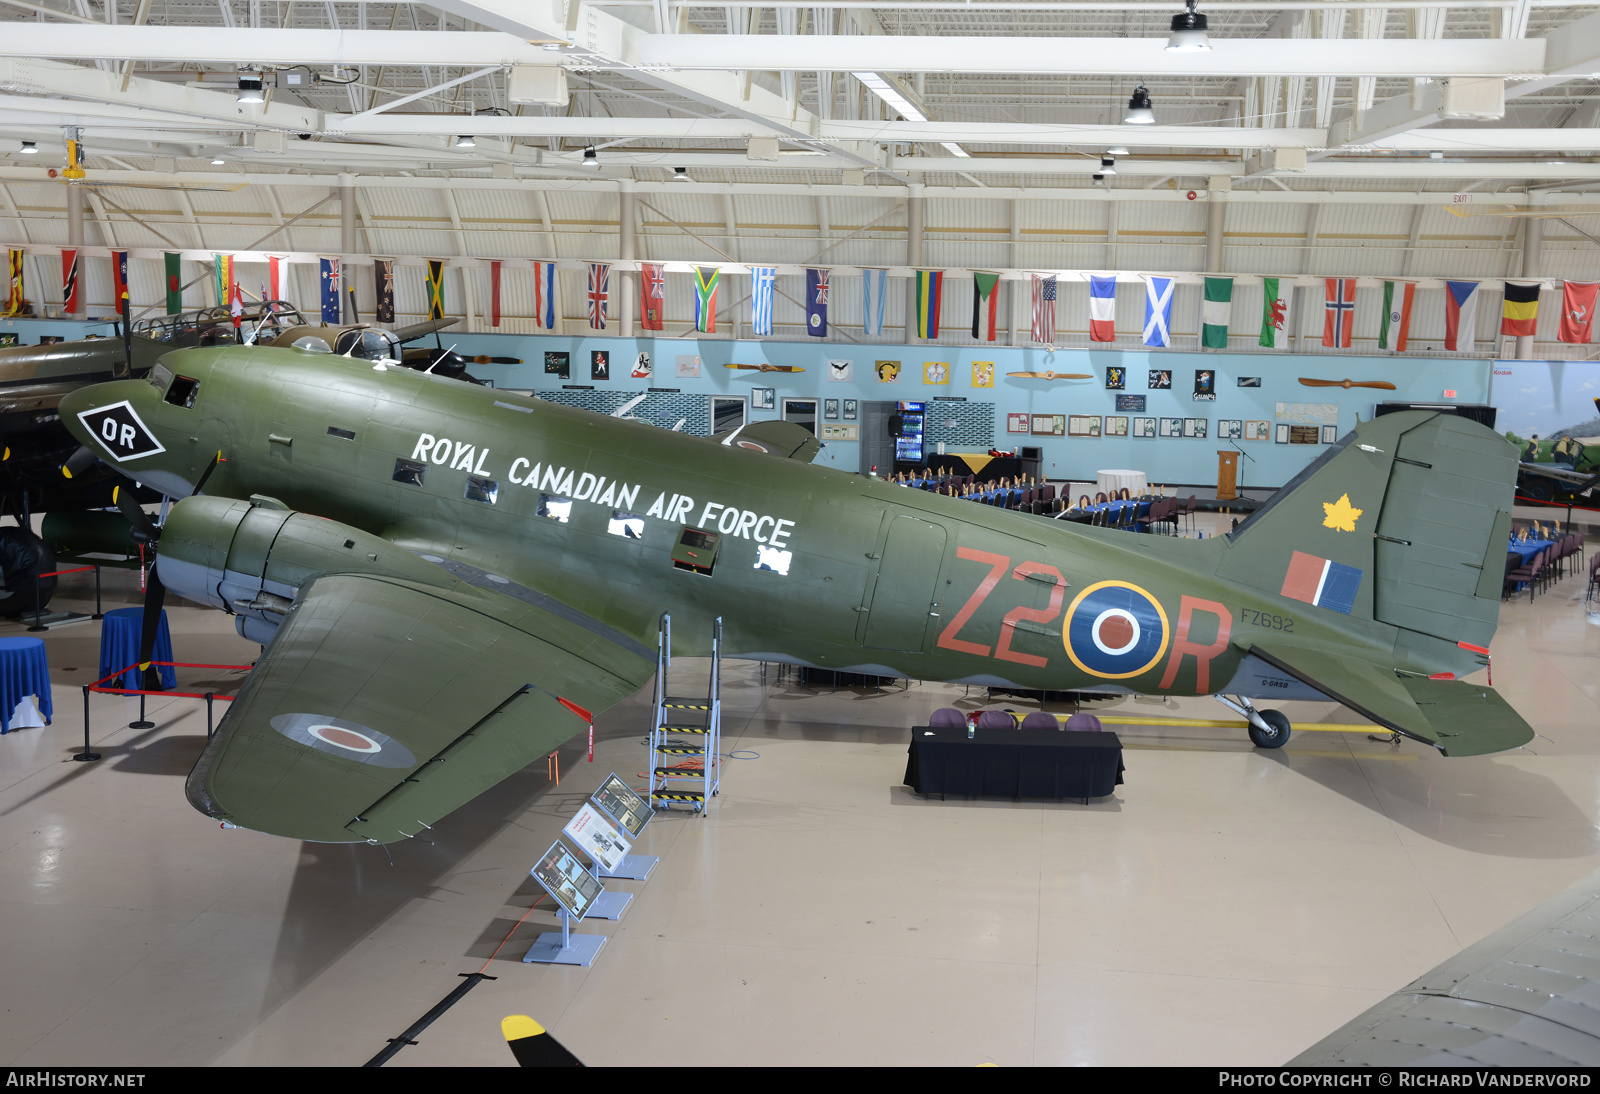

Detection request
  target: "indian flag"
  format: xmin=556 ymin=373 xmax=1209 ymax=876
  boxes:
xmin=1202 ymin=276 xmax=1232 ymax=349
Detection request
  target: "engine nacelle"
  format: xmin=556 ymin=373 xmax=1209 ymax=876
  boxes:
xmin=156 ymin=496 xmax=454 ymax=644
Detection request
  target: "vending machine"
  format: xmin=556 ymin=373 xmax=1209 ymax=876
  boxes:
xmin=892 ymin=401 xmax=926 ymax=472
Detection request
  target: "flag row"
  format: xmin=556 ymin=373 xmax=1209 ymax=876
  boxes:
xmin=7 ymin=247 xmax=1599 ymax=349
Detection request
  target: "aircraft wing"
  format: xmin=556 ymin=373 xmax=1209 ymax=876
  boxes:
xmin=393 ymin=317 xmax=460 ymax=343
xmin=711 ymin=420 xmax=822 ymax=462
xmin=1289 ymin=865 xmax=1600 ymax=1065
xmin=185 ymin=573 xmax=654 ymax=843
xmin=1242 ymin=639 xmax=1534 ymax=757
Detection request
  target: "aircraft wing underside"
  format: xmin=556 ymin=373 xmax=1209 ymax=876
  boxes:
xmin=185 ymin=573 xmax=654 ymax=843
xmin=1241 ymin=639 xmax=1535 ymax=757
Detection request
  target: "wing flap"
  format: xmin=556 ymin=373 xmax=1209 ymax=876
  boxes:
xmin=186 ymin=573 xmax=653 ymax=843
xmin=1242 ymin=640 xmax=1532 ymax=756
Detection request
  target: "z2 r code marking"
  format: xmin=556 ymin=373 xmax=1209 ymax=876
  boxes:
xmin=1240 ymin=607 xmax=1294 ymax=632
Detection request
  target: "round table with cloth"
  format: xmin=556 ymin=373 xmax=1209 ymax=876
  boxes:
xmin=98 ymin=606 xmax=177 ymax=691
xmin=1096 ymin=469 xmax=1149 ymax=497
xmin=0 ymin=636 xmax=52 ymax=734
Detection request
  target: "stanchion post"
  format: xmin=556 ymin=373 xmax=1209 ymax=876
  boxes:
xmin=74 ymin=684 xmax=100 ymax=762
xmin=129 ymin=687 xmax=153 ymax=730
xmin=27 ymin=576 xmax=44 ymax=632
xmin=92 ymin=565 xmax=102 ymax=620
xmin=205 ymin=692 xmax=214 ymax=738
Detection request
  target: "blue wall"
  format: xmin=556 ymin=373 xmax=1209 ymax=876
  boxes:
xmin=441 ymin=331 xmax=1495 ymax=491
xmin=0 ymin=316 xmax=118 ymax=343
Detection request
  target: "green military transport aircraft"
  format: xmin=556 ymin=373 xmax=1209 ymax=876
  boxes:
xmin=58 ymin=342 xmax=1536 ymax=844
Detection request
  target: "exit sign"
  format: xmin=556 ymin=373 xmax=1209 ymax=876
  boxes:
xmin=1443 ymin=389 xmax=1457 ymax=398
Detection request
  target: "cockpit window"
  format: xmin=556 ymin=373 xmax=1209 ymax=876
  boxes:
xmin=334 ymin=329 xmax=402 ymax=361
xmin=147 ymin=364 xmax=172 ymax=392
xmin=164 ymin=375 xmax=200 ymax=408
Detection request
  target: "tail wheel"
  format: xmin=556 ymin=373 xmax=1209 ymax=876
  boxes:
xmin=1249 ymin=709 xmax=1291 ymax=749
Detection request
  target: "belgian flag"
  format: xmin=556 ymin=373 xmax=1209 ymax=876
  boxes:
xmin=1502 ymin=281 xmax=1540 ymax=337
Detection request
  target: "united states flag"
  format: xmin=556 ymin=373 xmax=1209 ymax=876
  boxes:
xmin=1031 ymin=274 xmax=1057 ymax=344
xmin=588 ymin=262 xmax=610 ymax=330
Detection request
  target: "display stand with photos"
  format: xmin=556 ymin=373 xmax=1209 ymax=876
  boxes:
xmin=561 ymin=801 xmax=636 ymax=919
xmin=587 ymin=772 xmax=659 ymax=881
xmin=522 ymin=841 xmax=610 ymax=967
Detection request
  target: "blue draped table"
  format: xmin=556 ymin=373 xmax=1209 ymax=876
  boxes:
xmin=0 ymin=636 xmax=52 ymax=734
xmin=1510 ymin=538 xmax=1555 ymax=565
xmin=98 ymin=606 xmax=177 ymax=691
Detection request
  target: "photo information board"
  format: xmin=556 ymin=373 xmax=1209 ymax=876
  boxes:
xmin=564 ymin=802 xmax=633 ymax=874
xmin=531 ymin=840 xmax=604 ymax=921
xmin=592 ymin=772 xmax=651 ymax=839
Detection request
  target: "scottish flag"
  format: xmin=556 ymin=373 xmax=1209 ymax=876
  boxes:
xmin=1143 ymin=275 xmax=1173 ymax=348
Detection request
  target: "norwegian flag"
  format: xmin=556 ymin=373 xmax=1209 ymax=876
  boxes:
xmin=588 ymin=262 xmax=611 ymax=330
xmin=1030 ymin=274 xmax=1057 ymax=344
xmin=1322 ymin=277 xmax=1357 ymax=348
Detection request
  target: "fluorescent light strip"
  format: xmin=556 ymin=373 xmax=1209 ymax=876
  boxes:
xmin=851 ymin=71 xmax=929 ymax=123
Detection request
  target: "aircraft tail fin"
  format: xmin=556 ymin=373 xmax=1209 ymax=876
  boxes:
xmin=1218 ymin=411 xmax=1517 ymax=650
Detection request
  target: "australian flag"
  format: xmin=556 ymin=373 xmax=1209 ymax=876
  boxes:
xmin=320 ymin=257 xmax=340 ymax=323
xmin=806 ymin=268 xmax=829 ymax=337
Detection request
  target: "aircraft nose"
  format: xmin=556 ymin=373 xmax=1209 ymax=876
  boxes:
xmin=59 ymin=379 xmax=161 ymax=461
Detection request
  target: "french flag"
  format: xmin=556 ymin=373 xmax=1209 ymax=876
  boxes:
xmin=1089 ymin=275 xmax=1116 ymax=342
xmin=1280 ymin=550 xmax=1362 ymax=615
xmin=1444 ymin=280 xmax=1480 ymax=352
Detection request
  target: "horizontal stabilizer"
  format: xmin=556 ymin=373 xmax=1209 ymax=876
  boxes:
xmin=1242 ymin=640 xmax=1532 ymax=757
xmin=712 ymin=420 xmax=821 ymax=462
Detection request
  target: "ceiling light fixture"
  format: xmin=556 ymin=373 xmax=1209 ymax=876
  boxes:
xmin=851 ymin=71 xmax=930 ymax=123
xmin=1105 ymin=146 xmax=1129 ymax=157
xmin=1166 ymin=0 xmax=1211 ymax=52
xmin=582 ymin=145 xmax=599 ymax=168
xmin=1124 ymin=85 xmax=1156 ymax=125
xmin=453 ymin=135 xmax=476 ymax=149
xmin=211 ymin=156 xmax=225 ymax=165
xmin=673 ymin=166 xmax=690 ymax=182
xmin=941 ymin=142 xmax=971 ymax=158
xmin=236 ymin=74 xmax=265 ymax=104
xmin=19 ymin=141 xmax=35 ymax=154
xmin=1100 ymin=156 xmax=1117 ymax=175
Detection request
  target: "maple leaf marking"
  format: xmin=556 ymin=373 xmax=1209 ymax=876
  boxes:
xmin=1322 ymin=493 xmax=1363 ymax=532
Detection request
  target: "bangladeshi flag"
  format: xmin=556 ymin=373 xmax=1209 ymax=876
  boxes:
xmin=164 ymin=252 xmax=182 ymax=314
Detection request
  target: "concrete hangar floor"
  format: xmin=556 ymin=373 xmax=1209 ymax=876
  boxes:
xmin=0 ymin=511 xmax=1596 ymax=1068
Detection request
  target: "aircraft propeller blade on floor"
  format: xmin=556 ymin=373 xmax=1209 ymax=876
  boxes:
xmin=1298 ymin=378 xmax=1399 ymax=390
xmin=502 ymin=1016 xmax=583 ymax=1067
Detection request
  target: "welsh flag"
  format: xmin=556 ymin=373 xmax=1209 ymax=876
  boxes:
xmin=1259 ymin=277 xmax=1290 ymax=349
xmin=1201 ymin=276 xmax=1232 ymax=349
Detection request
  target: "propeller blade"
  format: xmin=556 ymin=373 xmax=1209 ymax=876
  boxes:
xmin=471 ymin=355 xmax=522 ymax=365
xmin=191 ymin=451 xmax=223 ymax=496
xmin=138 ymin=560 xmax=167 ymax=693
xmin=61 ymin=445 xmax=98 ymax=480
xmin=1298 ymin=378 xmax=1398 ymax=390
xmin=113 ymin=484 xmax=159 ymax=545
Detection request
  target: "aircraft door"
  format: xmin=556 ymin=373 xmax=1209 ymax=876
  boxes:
xmin=858 ymin=513 xmax=947 ymax=652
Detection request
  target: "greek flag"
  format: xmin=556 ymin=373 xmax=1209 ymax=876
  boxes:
xmin=862 ymin=268 xmax=888 ymax=336
xmin=750 ymin=266 xmax=776 ymax=337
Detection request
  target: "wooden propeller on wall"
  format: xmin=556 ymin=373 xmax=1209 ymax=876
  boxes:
xmin=726 ymin=363 xmax=805 ymax=373
xmin=1298 ymin=378 xmax=1398 ymax=390
xmin=1006 ymin=370 xmax=1093 ymax=380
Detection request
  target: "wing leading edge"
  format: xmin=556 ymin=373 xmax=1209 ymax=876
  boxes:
xmin=1242 ymin=639 xmax=1534 ymax=757
xmin=186 ymin=573 xmax=654 ymax=843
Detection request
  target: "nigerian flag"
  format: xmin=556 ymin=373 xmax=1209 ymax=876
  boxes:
xmin=1202 ymin=276 xmax=1233 ymax=349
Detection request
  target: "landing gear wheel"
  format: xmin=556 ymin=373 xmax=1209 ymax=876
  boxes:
xmin=1248 ymin=709 xmax=1291 ymax=749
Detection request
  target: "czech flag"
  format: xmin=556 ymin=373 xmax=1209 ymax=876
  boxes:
xmin=1443 ymin=280 xmax=1479 ymax=352
xmin=1280 ymin=550 xmax=1362 ymax=615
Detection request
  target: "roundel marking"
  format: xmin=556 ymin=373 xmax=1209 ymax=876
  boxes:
xmin=308 ymin=724 xmax=381 ymax=753
xmin=1062 ymin=580 xmax=1169 ymax=679
xmin=736 ymin=439 xmax=767 ymax=451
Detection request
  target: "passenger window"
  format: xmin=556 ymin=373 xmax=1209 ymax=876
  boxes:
xmin=539 ymin=494 xmax=573 ymax=522
xmin=465 ymin=476 xmax=498 ymax=505
xmin=671 ymin=526 xmax=720 ymax=575
xmin=327 ymin=426 xmax=356 ymax=440
xmin=164 ymin=375 xmax=200 ymax=408
xmin=608 ymin=511 xmax=645 ymax=539
xmin=393 ymin=458 xmax=426 ymax=486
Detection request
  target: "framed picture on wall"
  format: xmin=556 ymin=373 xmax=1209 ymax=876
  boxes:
xmin=1184 ymin=418 xmax=1208 ymax=439
xmin=1104 ymin=416 xmax=1129 ymax=437
xmin=1244 ymin=420 xmax=1270 ymax=441
xmin=1116 ymin=394 xmax=1146 ymax=413
xmin=842 ymin=399 xmax=857 ymax=421
xmin=1321 ymin=424 xmax=1339 ymax=443
xmin=1068 ymin=415 xmax=1100 ymax=437
xmin=1218 ymin=419 xmax=1243 ymax=440
xmin=1149 ymin=369 xmax=1172 ymax=390
xmin=1237 ymin=376 xmax=1262 ymax=387
xmin=753 ymin=387 xmax=775 ymax=410
xmin=823 ymin=399 xmax=840 ymax=420
xmin=1133 ymin=417 xmax=1156 ymax=438
xmin=1275 ymin=423 xmax=1291 ymax=444
xmin=1105 ymin=366 xmax=1126 ymax=390
xmin=1159 ymin=417 xmax=1182 ymax=438
xmin=1007 ymin=413 xmax=1030 ymax=434
xmin=1033 ymin=414 xmax=1066 ymax=436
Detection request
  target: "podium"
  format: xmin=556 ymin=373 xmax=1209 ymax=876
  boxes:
xmin=1216 ymin=450 xmax=1239 ymax=500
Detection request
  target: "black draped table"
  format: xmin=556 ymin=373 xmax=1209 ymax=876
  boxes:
xmin=925 ymin=454 xmax=1022 ymax=484
xmin=903 ymin=727 xmax=1124 ymax=802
